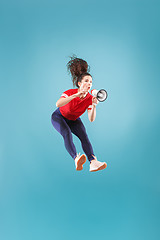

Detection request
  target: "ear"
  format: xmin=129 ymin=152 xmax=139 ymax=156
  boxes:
xmin=78 ymin=81 xmax=81 ymax=88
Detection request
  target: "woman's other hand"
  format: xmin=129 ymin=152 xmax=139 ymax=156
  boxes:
xmin=92 ymin=96 xmax=98 ymax=105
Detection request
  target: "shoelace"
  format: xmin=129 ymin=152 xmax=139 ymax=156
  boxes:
xmin=76 ymin=153 xmax=81 ymax=158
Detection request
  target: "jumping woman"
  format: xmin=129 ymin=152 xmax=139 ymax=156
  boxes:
xmin=51 ymin=56 xmax=107 ymax=172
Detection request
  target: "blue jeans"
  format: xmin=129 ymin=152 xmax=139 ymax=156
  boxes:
xmin=51 ymin=108 xmax=95 ymax=162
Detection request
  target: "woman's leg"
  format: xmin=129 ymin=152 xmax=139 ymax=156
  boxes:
xmin=51 ymin=110 xmax=77 ymax=159
xmin=68 ymin=118 xmax=95 ymax=162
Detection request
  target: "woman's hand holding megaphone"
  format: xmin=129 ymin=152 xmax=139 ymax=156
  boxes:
xmin=92 ymin=96 xmax=98 ymax=106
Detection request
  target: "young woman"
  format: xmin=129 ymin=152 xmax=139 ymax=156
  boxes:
xmin=51 ymin=56 xmax=107 ymax=172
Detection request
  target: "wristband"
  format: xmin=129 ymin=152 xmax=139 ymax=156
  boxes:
xmin=93 ymin=103 xmax=97 ymax=106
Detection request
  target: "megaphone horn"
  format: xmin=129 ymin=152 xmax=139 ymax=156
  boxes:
xmin=91 ymin=89 xmax=108 ymax=102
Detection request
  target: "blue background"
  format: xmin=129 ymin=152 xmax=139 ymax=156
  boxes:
xmin=0 ymin=0 xmax=160 ymax=239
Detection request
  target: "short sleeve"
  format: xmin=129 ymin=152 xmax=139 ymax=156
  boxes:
xmin=60 ymin=89 xmax=71 ymax=98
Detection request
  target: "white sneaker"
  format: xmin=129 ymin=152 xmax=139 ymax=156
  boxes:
xmin=75 ymin=153 xmax=86 ymax=171
xmin=89 ymin=156 xmax=107 ymax=172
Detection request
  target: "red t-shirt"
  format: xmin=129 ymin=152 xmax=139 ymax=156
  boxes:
xmin=59 ymin=89 xmax=93 ymax=120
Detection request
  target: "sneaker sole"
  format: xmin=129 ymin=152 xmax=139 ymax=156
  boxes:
xmin=90 ymin=162 xmax=107 ymax=172
xmin=76 ymin=154 xmax=86 ymax=171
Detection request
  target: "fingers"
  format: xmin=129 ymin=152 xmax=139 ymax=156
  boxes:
xmin=80 ymin=92 xmax=85 ymax=99
xmin=92 ymin=96 xmax=98 ymax=103
xmin=80 ymin=89 xmax=86 ymax=96
xmin=79 ymin=91 xmax=86 ymax=99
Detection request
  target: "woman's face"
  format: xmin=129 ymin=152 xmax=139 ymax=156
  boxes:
xmin=78 ymin=75 xmax=93 ymax=92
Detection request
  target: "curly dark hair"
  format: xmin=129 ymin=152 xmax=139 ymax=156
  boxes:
xmin=67 ymin=55 xmax=92 ymax=88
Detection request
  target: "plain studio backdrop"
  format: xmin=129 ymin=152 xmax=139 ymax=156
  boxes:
xmin=0 ymin=0 xmax=160 ymax=240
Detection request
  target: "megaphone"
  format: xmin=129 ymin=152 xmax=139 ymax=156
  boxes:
xmin=91 ymin=89 xmax=108 ymax=102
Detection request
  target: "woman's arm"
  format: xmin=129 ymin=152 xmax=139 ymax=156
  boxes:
xmin=88 ymin=105 xmax=96 ymax=122
xmin=88 ymin=97 xmax=98 ymax=122
xmin=56 ymin=88 xmax=87 ymax=108
xmin=56 ymin=95 xmax=75 ymax=108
